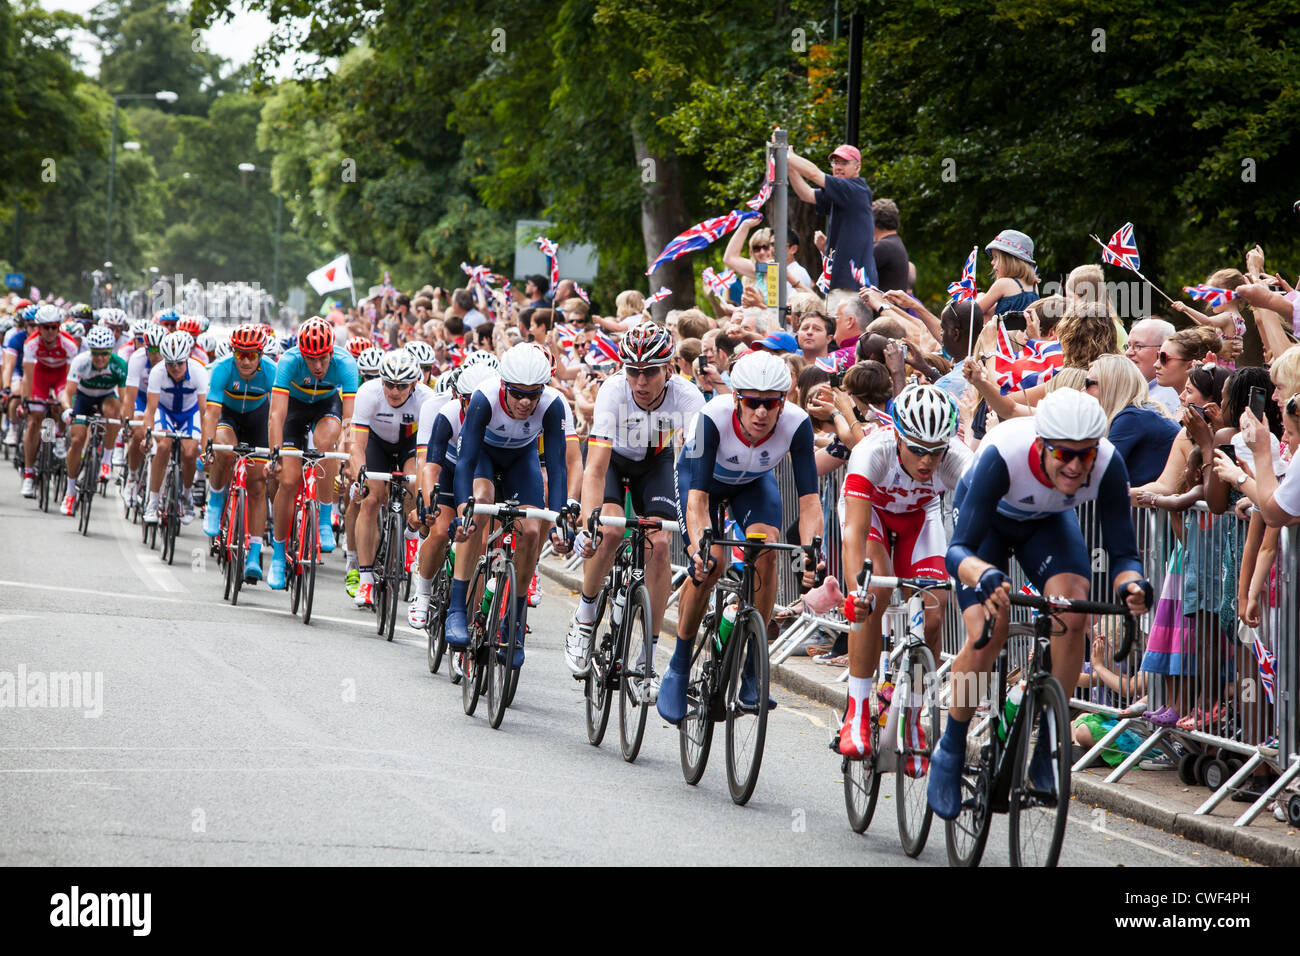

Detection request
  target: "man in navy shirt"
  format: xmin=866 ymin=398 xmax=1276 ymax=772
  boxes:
xmin=788 ymin=144 xmax=876 ymax=292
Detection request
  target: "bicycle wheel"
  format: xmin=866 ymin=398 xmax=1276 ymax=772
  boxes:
xmin=374 ymin=519 xmax=391 ymax=636
xmin=584 ymin=585 xmax=613 ymax=746
xmin=724 ymin=608 xmax=769 ymax=806
xmin=381 ymin=519 xmax=401 ymax=641
xmin=1008 ymin=677 xmax=1071 ymax=867
xmin=427 ymin=569 xmax=449 ymax=674
xmin=38 ymin=445 xmax=51 ymax=511
xmin=462 ymin=559 xmax=488 ymax=716
xmin=159 ymin=472 xmax=175 ymax=564
xmin=302 ymin=500 xmax=318 ymax=625
xmin=230 ymin=492 xmax=246 ymax=606
xmin=843 ymin=732 xmax=882 ymax=834
xmin=896 ymin=645 xmax=939 ymax=858
xmin=679 ymin=638 xmax=716 ymax=787
xmin=945 ymin=720 xmax=993 ymax=868
xmin=288 ymin=508 xmax=303 ymax=615
xmin=618 ymin=584 xmax=654 ymax=763
xmin=486 ymin=562 xmax=518 ymax=729
xmin=78 ymin=474 xmax=93 ymax=535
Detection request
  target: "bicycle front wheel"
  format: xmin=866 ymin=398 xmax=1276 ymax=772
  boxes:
xmin=584 ymin=586 xmax=613 ymax=746
xmin=230 ymin=492 xmax=246 ymax=606
xmin=1008 ymin=676 xmax=1071 ymax=867
xmin=78 ymin=475 xmax=94 ymax=535
xmin=381 ymin=518 xmax=400 ymax=641
xmin=427 ymin=569 xmax=449 ymax=674
xmin=486 ymin=562 xmax=518 ymax=729
xmin=945 ymin=719 xmax=993 ymax=868
xmin=302 ymin=500 xmax=318 ymax=625
xmin=618 ymin=584 xmax=653 ymax=763
xmin=462 ymin=559 xmax=488 ymax=716
xmin=679 ymin=638 xmax=715 ymax=787
xmin=896 ymin=645 xmax=939 ymax=858
xmin=724 ymin=608 xmax=769 ymax=806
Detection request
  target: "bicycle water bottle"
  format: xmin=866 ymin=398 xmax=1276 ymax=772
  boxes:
xmin=612 ymin=577 xmax=627 ymax=627
xmin=876 ymin=651 xmax=892 ymax=727
xmin=714 ymin=602 xmax=738 ymax=652
xmin=999 ymin=680 xmax=1025 ymax=741
xmin=479 ymin=577 xmax=495 ymax=615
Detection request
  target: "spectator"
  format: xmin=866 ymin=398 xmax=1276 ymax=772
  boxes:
xmin=675 ymin=337 xmax=702 ymax=383
xmin=1086 ymin=353 xmax=1179 ymax=485
xmin=871 ymin=198 xmax=909 ymax=292
xmin=1153 ymin=326 xmax=1223 ymax=400
xmin=787 ymin=143 xmax=876 ymax=290
xmin=976 ymin=229 xmax=1039 ymax=318
xmin=1169 ymin=268 xmax=1249 ymax=368
xmin=725 ymin=306 xmax=769 ymax=348
xmin=789 ymin=291 xmax=824 ymax=328
xmin=833 ymin=295 xmax=872 ymax=356
xmin=751 ymin=330 xmax=799 ymax=355
xmin=841 ymin=360 xmax=895 ymax=433
xmin=781 ymin=353 xmax=807 ymax=402
xmin=1126 ymin=317 xmax=1179 ymax=414
xmin=798 ymin=365 xmax=860 ymax=462
xmin=595 ymin=290 xmax=646 ymax=334
xmin=1056 ymin=301 xmax=1118 ymax=368
xmin=1066 ymin=263 xmax=1129 ymax=350
xmin=525 ymin=275 xmax=548 ymax=308
xmin=795 ymin=310 xmax=835 ymax=363
xmin=785 ymin=229 xmax=814 ymax=292
xmin=561 ymin=296 xmax=590 ymax=326
xmin=724 ymin=220 xmax=798 ymax=308
xmin=451 ymin=288 xmax=488 ymax=331
xmin=528 ymin=308 xmax=555 ymax=344
xmin=553 ymin=278 xmax=576 ymax=305
xmin=675 ymin=308 xmax=712 ymax=342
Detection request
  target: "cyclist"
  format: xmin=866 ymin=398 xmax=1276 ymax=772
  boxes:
xmin=2 ymin=303 xmax=32 ymax=448
xmin=142 ymin=331 xmax=208 ymax=525
xmin=404 ymin=340 xmax=438 ymax=386
xmin=563 ymin=323 xmax=704 ymax=681
xmin=61 ymin=321 xmax=87 ymax=354
xmin=658 ymin=350 xmax=824 ymax=725
xmin=346 ymin=350 xmax=434 ymax=608
xmin=410 ymin=361 xmax=497 ymax=627
xmin=59 ymin=325 xmax=128 ymax=515
xmin=200 ymin=324 xmax=277 ymax=582
xmin=927 ymin=389 xmax=1152 ymax=820
xmin=155 ymin=309 xmax=180 ymax=335
xmin=837 ymin=384 xmax=973 ymax=760
xmin=19 ymin=306 xmax=80 ymax=498
xmin=342 ymin=344 xmax=384 ymax=596
xmin=122 ymin=324 xmax=167 ymax=506
xmin=266 ymin=318 xmax=358 ymax=589
xmin=97 ymin=309 xmax=131 ymax=351
xmin=68 ymin=303 xmax=94 ymax=334
xmin=446 ymin=344 xmax=573 ymax=666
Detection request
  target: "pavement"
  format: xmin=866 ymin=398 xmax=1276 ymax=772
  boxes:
xmin=0 ymin=463 xmax=1270 ymax=866
xmin=536 ymin=553 xmax=1300 ymax=867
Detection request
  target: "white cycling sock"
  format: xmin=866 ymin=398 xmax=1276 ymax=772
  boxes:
xmin=67 ymin=476 xmax=78 ymax=495
xmin=147 ymin=492 xmax=160 ymax=507
xmin=576 ymin=592 xmax=598 ymax=624
xmin=417 ymin=574 xmax=434 ymax=597
xmin=100 ymin=447 xmax=112 ymax=466
xmin=182 ymin=485 xmax=193 ymax=501
xmin=345 ymin=550 xmax=358 ymax=572
xmin=359 ymin=568 xmax=374 ymax=586
xmin=848 ymin=676 xmax=871 ymax=714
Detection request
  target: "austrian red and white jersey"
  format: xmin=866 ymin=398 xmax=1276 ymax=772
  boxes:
xmin=842 ymin=428 xmax=973 ymax=515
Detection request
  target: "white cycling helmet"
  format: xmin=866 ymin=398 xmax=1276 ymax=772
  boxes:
xmin=498 ymin=343 xmax=552 ymax=387
xmin=144 ymin=323 xmax=167 ymax=348
xmin=262 ymin=335 xmax=281 ymax=358
xmin=196 ymin=331 xmax=219 ymax=355
xmin=99 ymin=308 xmax=128 ymax=329
xmin=433 ymin=368 xmax=458 ymax=394
xmin=212 ymin=338 xmax=232 ymax=362
xmin=35 ymin=305 xmax=64 ymax=325
xmin=729 ymin=349 xmax=791 ymax=394
xmin=1035 ymin=388 xmax=1108 ymax=442
xmin=404 ymin=340 xmax=436 ymax=368
xmin=86 ymin=325 xmax=116 ymax=351
xmin=893 ymin=384 xmax=958 ymax=445
xmin=356 ymin=346 xmax=383 ymax=377
xmin=379 ymin=349 xmax=421 ymax=385
xmin=161 ymin=331 xmax=194 ymax=363
xmin=455 ymin=363 xmax=496 ymax=397
xmin=61 ymin=320 xmax=85 ymax=340
xmin=461 ymin=349 xmax=500 ymax=371
xmin=195 ymin=315 xmax=211 ymax=333
xmin=130 ymin=318 xmax=150 ymax=338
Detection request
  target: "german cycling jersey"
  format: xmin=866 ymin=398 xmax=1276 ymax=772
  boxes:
xmin=147 ymin=358 xmax=209 ymax=416
xmin=842 ymin=429 xmax=973 ymax=514
xmin=67 ymin=351 xmax=129 ymax=398
xmin=353 ymin=379 xmax=434 ymax=445
xmin=271 ymin=346 xmax=359 ymax=405
xmin=588 ymin=372 xmax=704 ymax=461
xmin=454 ymin=378 xmax=568 ymax=512
xmin=205 ymin=354 xmax=278 ymax=414
xmin=679 ymin=394 xmax=818 ymax=495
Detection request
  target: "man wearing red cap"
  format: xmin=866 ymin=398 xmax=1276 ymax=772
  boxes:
xmin=788 ymin=143 xmax=877 ymax=293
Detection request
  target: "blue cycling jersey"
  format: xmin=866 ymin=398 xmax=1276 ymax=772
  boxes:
xmin=272 ymin=346 xmax=359 ymax=405
xmin=454 ymin=387 xmax=568 ymax=513
xmin=206 ymin=354 xmax=278 ymax=413
xmin=3 ymin=328 xmax=27 ymax=376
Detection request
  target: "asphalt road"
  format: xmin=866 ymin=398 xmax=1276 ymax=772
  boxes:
xmin=0 ymin=469 xmax=1251 ymax=867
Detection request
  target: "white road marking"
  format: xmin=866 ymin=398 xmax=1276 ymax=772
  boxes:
xmin=107 ymin=504 xmax=187 ymax=592
xmin=1066 ymin=811 xmax=1195 ymax=865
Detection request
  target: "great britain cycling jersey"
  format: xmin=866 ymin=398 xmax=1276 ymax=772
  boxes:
xmin=206 ymin=354 xmax=278 ymax=414
xmin=946 ymin=416 xmax=1141 ymax=609
xmin=841 ymin=429 xmax=973 ymax=578
xmin=272 ymin=346 xmax=359 ymax=405
xmin=454 ymin=378 xmax=568 ymax=513
xmin=417 ymin=393 xmax=462 ymax=505
xmin=588 ymin=373 xmax=705 ymax=461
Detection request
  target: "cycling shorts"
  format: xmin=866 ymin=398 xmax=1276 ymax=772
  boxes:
xmin=134 ymin=392 xmax=149 ymax=414
xmin=364 ymin=432 xmax=418 ymax=475
xmin=282 ymin=393 xmax=342 ymax=450
xmin=71 ymin=392 xmax=111 ymax=421
xmin=157 ymin=405 xmax=201 ymax=441
xmin=673 ymin=451 xmax=782 ymax=549
xmin=217 ymin=404 xmax=270 ymax=452
xmin=436 ymin=462 xmax=456 ymax=508
xmin=868 ymin=502 xmax=947 ymax=580
xmin=472 ymin=443 xmax=543 ymax=510
xmin=604 ymin=449 xmax=677 ymax=520
xmin=31 ymin=369 xmax=68 ymax=404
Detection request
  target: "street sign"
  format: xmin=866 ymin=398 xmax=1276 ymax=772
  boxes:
xmin=4 ymin=273 xmax=22 ymax=290
xmin=514 ymin=221 xmax=598 ymax=284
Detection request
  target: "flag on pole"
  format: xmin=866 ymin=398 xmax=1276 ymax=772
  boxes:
xmin=745 ymin=153 xmax=775 ymax=211
xmin=536 ymin=237 xmax=560 ymax=290
xmin=816 ymin=250 xmax=834 ymax=294
xmin=554 ymin=323 xmax=579 ymax=349
xmin=307 ymin=254 xmax=353 ymax=295
xmin=947 ymin=249 xmax=978 ymax=301
xmin=1253 ymin=634 xmax=1277 ymax=703
xmin=645 ymin=210 xmax=760 ymax=276
xmin=994 ymin=317 xmax=1016 ymax=361
xmin=849 ymin=260 xmax=867 ymax=289
xmin=1183 ymin=284 xmax=1238 ymax=309
xmin=589 ymin=332 xmax=621 ymax=364
xmin=994 ymin=339 xmax=1063 ymax=393
xmin=646 ymin=286 xmax=672 ymax=307
xmin=1099 ymin=222 xmax=1141 ymax=272
xmin=701 ymin=267 xmax=735 ymax=300
xmin=573 ymin=283 xmax=590 ymax=305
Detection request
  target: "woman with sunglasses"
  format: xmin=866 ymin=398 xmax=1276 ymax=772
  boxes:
xmin=563 ymin=323 xmax=704 ymax=680
xmin=657 ymin=350 xmax=824 ymax=727
xmin=836 ymin=385 xmax=973 ymax=759
xmin=446 ymin=344 xmax=573 ymax=666
xmin=1152 ymin=326 xmax=1222 ymax=402
xmin=927 ymin=389 xmax=1152 ymax=820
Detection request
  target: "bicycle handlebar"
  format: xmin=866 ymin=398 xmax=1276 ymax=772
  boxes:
xmin=211 ymin=443 xmax=272 ymax=456
xmin=278 ymin=449 xmax=349 ymax=461
xmin=973 ymin=591 xmax=1138 ymax=661
xmin=594 ymin=514 xmax=680 ymax=534
xmin=359 ymin=469 xmax=416 ymax=483
xmin=473 ymin=502 xmax=561 ymax=523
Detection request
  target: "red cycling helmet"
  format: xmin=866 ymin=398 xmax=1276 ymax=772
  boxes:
xmin=297 ymin=318 xmax=335 ymax=357
xmin=177 ymin=316 xmax=203 ymax=337
xmin=347 ymin=337 xmax=375 ymax=358
xmin=13 ymin=298 xmax=31 ymax=312
xmin=229 ymin=324 xmax=269 ymax=352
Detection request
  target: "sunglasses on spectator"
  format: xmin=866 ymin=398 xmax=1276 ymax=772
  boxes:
xmin=1156 ymin=351 xmax=1188 ymax=365
xmin=737 ymin=395 xmax=782 ymax=410
xmin=1040 ymin=440 xmax=1099 ymax=467
xmin=751 ymin=243 xmax=772 ymax=252
xmin=1085 ymin=378 xmax=1099 ymax=389
xmin=902 ymin=440 xmax=948 ymax=459
xmin=505 ymin=385 xmax=544 ymax=401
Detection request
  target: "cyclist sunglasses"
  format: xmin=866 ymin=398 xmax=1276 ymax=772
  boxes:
xmin=1040 ymin=440 xmax=1099 ymax=466
xmin=505 ymin=385 xmax=544 ymax=400
xmin=737 ymin=395 xmax=783 ymax=410
xmin=903 ymin=441 xmax=948 ymax=458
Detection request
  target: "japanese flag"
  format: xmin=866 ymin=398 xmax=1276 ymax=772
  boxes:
xmin=307 ymin=254 xmax=352 ymax=295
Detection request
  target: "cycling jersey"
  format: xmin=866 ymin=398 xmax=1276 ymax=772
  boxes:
xmin=454 ymin=378 xmax=568 ymax=512
xmin=147 ymin=358 xmax=209 ymax=417
xmin=205 ymin=354 xmax=278 ymax=414
xmin=126 ymin=349 xmax=159 ymax=412
xmin=418 ymin=393 xmax=462 ymax=466
xmin=680 ymin=394 xmax=817 ymax=492
xmin=67 ymin=351 xmax=129 ymax=398
xmin=353 ymin=379 xmax=433 ymax=445
xmin=3 ymin=328 xmax=27 ymax=380
xmin=271 ymin=346 xmax=359 ymax=405
xmin=588 ymin=372 xmax=704 ymax=461
xmin=946 ymin=416 xmax=1142 ymax=608
xmin=23 ymin=330 xmax=80 ymax=397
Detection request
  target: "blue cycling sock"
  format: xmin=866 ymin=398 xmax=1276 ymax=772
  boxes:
xmin=271 ymin=538 xmax=285 ymax=559
xmin=450 ymin=578 xmax=468 ymax=615
xmin=670 ymin=636 xmax=693 ymax=673
xmin=514 ymin=594 xmax=527 ymax=624
xmin=320 ymin=502 xmax=333 ymax=526
xmin=940 ymin=716 xmax=970 ymax=752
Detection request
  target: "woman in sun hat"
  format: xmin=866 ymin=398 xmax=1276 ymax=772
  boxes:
xmin=976 ymin=228 xmax=1040 ymax=318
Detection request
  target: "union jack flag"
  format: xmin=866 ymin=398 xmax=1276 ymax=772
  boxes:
xmin=554 ymin=323 xmax=579 ymax=348
xmin=572 ymin=283 xmax=589 ymax=305
xmin=994 ymin=317 xmax=1017 ymax=361
xmin=849 ymin=260 xmax=867 ymax=289
xmin=1253 ymin=634 xmax=1276 ymax=703
xmin=460 ymin=262 xmax=493 ymax=286
xmin=745 ymin=153 xmax=775 ymax=211
xmin=816 ymin=249 xmax=834 ymax=294
xmin=995 ymin=339 xmax=1062 ymax=394
xmin=589 ymin=332 xmax=621 ymax=364
xmin=646 ymin=286 xmax=672 ymax=306
xmin=872 ymin=405 xmax=895 ymax=431
xmin=1183 ymin=285 xmax=1238 ymax=309
xmin=813 ymin=352 xmax=846 ymax=374
xmin=1020 ymin=582 xmax=1041 ymax=597
xmin=536 ymin=237 xmax=560 ymax=290
xmin=446 ymin=342 xmax=464 ymax=367
xmin=701 ymin=267 xmax=735 ymax=300
xmin=1100 ymin=222 xmax=1141 ymax=272
xmin=645 ymin=210 xmax=760 ymax=276
xmin=947 ymin=248 xmax=978 ymax=302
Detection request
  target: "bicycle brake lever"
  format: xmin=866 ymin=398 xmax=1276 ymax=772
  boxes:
xmin=973 ymin=615 xmax=995 ymax=650
xmin=1115 ymin=614 xmax=1136 ymax=662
